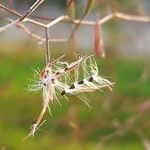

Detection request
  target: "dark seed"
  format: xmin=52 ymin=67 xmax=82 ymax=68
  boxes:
xmin=78 ymin=80 xmax=84 ymax=84
xmin=88 ymin=77 xmax=93 ymax=82
xmin=64 ymin=67 xmax=68 ymax=71
xmin=61 ymin=90 xmax=66 ymax=95
xmin=51 ymin=78 xmax=55 ymax=84
xmin=43 ymin=83 xmax=46 ymax=86
xmin=55 ymin=72 xmax=60 ymax=75
xmin=69 ymin=84 xmax=75 ymax=89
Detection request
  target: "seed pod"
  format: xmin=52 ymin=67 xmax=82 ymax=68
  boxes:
xmin=94 ymin=14 xmax=105 ymax=58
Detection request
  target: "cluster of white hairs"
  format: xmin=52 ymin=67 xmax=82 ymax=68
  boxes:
xmin=23 ymin=54 xmax=114 ymax=140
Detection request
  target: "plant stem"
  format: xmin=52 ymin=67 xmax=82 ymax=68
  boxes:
xmin=45 ymin=28 xmax=50 ymax=64
xmin=45 ymin=27 xmax=50 ymax=63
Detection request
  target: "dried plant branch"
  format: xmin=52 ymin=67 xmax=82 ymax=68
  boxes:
xmin=12 ymin=20 xmax=67 ymax=44
xmin=45 ymin=27 xmax=50 ymax=63
xmin=67 ymin=12 xmax=150 ymax=26
xmin=0 ymin=0 xmax=45 ymax=32
xmin=46 ymin=15 xmax=67 ymax=28
xmin=114 ymin=12 xmax=150 ymax=22
xmin=0 ymin=19 xmax=19 ymax=32
xmin=7 ymin=19 xmax=44 ymax=42
xmin=19 ymin=0 xmax=45 ymax=21
xmin=0 ymin=4 xmax=150 ymax=31
xmin=0 ymin=3 xmax=23 ymax=17
xmin=0 ymin=3 xmax=46 ymax=28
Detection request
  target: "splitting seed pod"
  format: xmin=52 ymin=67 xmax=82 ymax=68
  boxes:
xmin=24 ymin=54 xmax=114 ymax=139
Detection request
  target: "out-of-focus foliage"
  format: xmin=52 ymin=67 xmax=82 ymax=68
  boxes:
xmin=0 ymin=0 xmax=150 ymax=150
xmin=0 ymin=45 xmax=149 ymax=149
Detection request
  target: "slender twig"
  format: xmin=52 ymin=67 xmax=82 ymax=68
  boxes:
xmin=66 ymin=12 xmax=150 ymax=26
xmin=1 ymin=3 xmax=150 ymax=28
xmin=0 ymin=4 xmax=22 ymax=17
xmin=46 ymin=15 xmax=67 ymax=28
xmin=45 ymin=27 xmax=50 ymax=63
xmin=0 ymin=0 xmax=45 ymax=32
xmin=115 ymin=12 xmax=150 ymax=22
xmin=0 ymin=3 xmax=46 ymax=28
xmin=0 ymin=19 xmax=19 ymax=32
xmin=99 ymin=14 xmax=114 ymax=24
xmin=10 ymin=20 xmax=67 ymax=43
xmin=19 ymin=0 xmax=45 ymax=21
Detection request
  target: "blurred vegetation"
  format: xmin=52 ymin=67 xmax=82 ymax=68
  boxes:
xmin=0 ymin=45 xmax=149 ymax=150
xmin=0 ymin=0 xmax=150 ymax=150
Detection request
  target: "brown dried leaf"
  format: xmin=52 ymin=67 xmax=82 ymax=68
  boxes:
xmin=94 ymin=15 xmax=105 ymax=58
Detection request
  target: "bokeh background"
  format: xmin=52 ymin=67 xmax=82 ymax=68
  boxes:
xmin=0 ymin=0 xmax=150 ymax=150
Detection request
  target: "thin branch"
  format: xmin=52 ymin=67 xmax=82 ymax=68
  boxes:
xmin=0 ymin=3 xmax=22 ymax=17
xmin=9 ymin=20 xmax=67 ymax=44
xmin=0 ymin=3 xmax=46 ymax=28
xmin=1 ymin=3 xmax=150 ymax=29
xmin=115 ymin=12 xmax=150 ymax=22
xmin=47 ymin=39 xmax=68 ymax=42
xmin=19 ymin=0 xmax=45 ymax=21
xmin=46 ymin=15 xmax=67 ymax=28
xmin=0 ymin=19 xmax=19 ymax=32
xmin=99 ymin=14 xmax=114 ymax=24
xmin=66 ymin=12 xmax=150 ymax=26
xmin=45 ymin=27 xmax=50 ymax=63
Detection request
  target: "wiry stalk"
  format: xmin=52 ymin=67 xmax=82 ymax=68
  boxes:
xmin=0 ymin=0 xmax=45 ymax=32
xmin=45 ymin=27 xmax=50 ymax=63
xmin=19 ymin=0 xmax=45 ymax=21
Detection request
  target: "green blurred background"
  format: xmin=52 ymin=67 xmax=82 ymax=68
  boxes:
xmin=0 ymin=0 xmax=150 ymax=150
